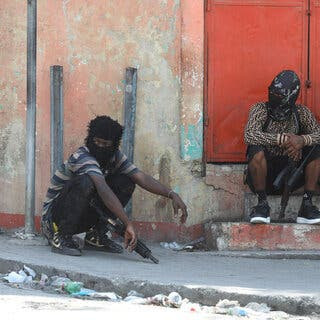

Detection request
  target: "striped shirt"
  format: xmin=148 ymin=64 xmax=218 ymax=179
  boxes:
xmin=244 ymin=102 xmax=320 ymax=156
xmin=42 ymin=146 xmax=138 ymax=215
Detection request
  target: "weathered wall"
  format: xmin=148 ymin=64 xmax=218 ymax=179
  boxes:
xmin=0 ymin=0 xmax=245 ymax=236
xmin=0 ymin=1 xmax=26 ymax=214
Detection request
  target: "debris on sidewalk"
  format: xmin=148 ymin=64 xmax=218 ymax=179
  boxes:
xmin=0 ymin=268 xmax=314 ymax=319
xmin=245 ymin=302 xmax=271 ymax=313
xmin=3 ymin=265 xmax=37 ymax=284
xmin=160 ymin=237 xmax=207 ymax=252
xmin=11 ymin=228 xmax=36 ymax=240
xmin=90 ymin=292 xmax=122 ymax=301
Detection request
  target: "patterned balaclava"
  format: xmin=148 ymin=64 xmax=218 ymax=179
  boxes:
xmin=267 ymin=70 xmax=300 ymax=121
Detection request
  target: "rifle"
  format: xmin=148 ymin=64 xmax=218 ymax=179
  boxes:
xmin=273 ymin=159 xmax=297 ymax=222
xmin=273 ymin=145 xmax=317 ymax=221
xmin=90 ymin=200 xmax=159 ymax=264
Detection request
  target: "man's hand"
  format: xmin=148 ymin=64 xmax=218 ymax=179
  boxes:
xmin=171 ymin=193 xmax=188 ymax=224
xmin=282 ymin=133 xmax=304 ymax=151
xmin=282 ymin=133 xmax=304 ymax=161
xmin=124 ymin=223 xmax=137 ymax=252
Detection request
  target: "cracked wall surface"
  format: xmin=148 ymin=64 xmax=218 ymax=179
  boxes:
xmin=0 ymin=0 xmax=245 ymax=231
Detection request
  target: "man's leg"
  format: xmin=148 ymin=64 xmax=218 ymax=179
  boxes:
xmin=85 ymin=174 xmax=135 ymax=252
xmin=297 ymin=148 xmax=320 ymax=224
xmin=246 ymin=147 xmax=271 ymax=224
xmin=43 ymin=174 xmax=98 ymax=256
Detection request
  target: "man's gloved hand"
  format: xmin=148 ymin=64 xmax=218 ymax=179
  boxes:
xmin=124 ymin=222 xmax=137 ymax=252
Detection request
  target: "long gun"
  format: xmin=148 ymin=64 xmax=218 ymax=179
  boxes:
xmin=90 ymin=200 xmax=159 ymax=264
xmin=273 ymin=145 xmax=317 ymax=221
xmin=274 ymin=160 xmax=297 ymax=221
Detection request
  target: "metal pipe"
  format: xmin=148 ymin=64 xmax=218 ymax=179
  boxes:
xmin=25 ymin=0 xmax=37 ymax=234
xmin=50 ymin=66 xmax=64 ymax=176
xmin=122 ymin=67 xmax=138 ymax=217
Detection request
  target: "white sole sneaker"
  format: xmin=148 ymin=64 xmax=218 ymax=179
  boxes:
xmin=296 ymin=217 xmax=320 ymax=225
xmin=250 ymin=217 xmax=270 ymax=224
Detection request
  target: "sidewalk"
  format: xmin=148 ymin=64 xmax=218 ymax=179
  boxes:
xmin=0 ymin=233 xmax=319 ymax=315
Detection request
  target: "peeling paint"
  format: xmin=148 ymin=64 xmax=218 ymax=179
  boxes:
xmin=180 ymin=118 xmax=203 ymax=161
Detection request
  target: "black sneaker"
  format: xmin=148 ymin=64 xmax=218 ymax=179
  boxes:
xmin=297 ymin=199 xmax=320 ymax=225
xmin=85 ymin=228 xmax=123 ymax=253
xmin=41 ymin=219 xmax=53 ymax=244
xmin=249 ymin=201 xmax=271 ymax=224
xmin=51 ymin=232 xmax=82 ymax=256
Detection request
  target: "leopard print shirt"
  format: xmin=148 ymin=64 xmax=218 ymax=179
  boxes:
xmin=244 ymin=102 xmax=320 ymax=156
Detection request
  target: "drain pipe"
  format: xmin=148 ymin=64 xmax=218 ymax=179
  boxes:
xmin=122 ymin=67 xmax=138 ymax=218
xmin=50 ymin=66 xmax=64 ymax=176
xmin=25 ymin=0 xmax=37 ymax=234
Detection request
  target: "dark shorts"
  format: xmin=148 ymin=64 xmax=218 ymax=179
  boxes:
xmin=42 ymin=173 xmax=135 ymax=236
xmin=245 ymin=145 xmax=320 ymax=195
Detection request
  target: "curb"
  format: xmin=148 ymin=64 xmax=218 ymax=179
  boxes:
xmin=0 ymin=256 xmax=319 ymax=316
xmin=210 ymin=250 xmax=320 ymax=260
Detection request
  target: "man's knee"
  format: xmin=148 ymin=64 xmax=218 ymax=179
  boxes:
xmin=71 ymin=174 xmax=95 ymax=197
xmin=249 ymin=151 xmax=266 ymax=167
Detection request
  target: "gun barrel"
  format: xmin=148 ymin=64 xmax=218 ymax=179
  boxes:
xmin=90 ymin=200 xmax=160 ymax=263
xmin=149 ymin=255 xmax=159 ymax=264
xmin=287 ymin=168 xmax=303 ymax=189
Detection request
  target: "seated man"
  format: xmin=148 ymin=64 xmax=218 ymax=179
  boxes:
xmin=42 ymin=115 xmax=188 ymax=256
xmin=244 ymin=70 xmax=320 ymax=224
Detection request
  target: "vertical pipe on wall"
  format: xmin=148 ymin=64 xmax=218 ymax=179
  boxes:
xmin=50 ymin=66 xmax=64 ymax=176
xmin=25 ymin=0 xmax=37 ymax=234
xmin=122 ymin=67 xmax=138 ymax=218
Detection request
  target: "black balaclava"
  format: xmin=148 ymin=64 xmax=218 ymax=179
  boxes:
xmin=267 ymin=70 xmax=300 ymax=121
xmin=85 ymin=116 xmax=123 ymax=169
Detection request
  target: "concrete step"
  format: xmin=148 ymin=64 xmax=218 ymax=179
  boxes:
xmin=205 ymin=222 xmax=320 ymax=251
xmin=244 ymin=192 xmax=320 ymax=222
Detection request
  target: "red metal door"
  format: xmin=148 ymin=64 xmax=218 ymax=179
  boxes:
xmin=308 ymin=0 xmax=320 ymax=120
xmin=205 ymin=0 xmax=309 ymax=162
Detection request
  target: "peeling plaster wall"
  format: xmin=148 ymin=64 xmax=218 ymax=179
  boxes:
xmin=0 ymin=0 xmax=242 ymax=230
xmin=180 ymin=0 xmax=204 ymax=161
xmin=0 ymin=1 xmax=26 ymax=213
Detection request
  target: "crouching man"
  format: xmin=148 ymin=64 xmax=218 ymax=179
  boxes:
xmin=42 ymin=115 xmax=188 ymax=256
xmin=244 ymin=70 xmax=320 ymax=224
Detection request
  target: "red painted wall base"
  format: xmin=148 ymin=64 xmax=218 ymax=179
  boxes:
xmin=0 ymin=213 xmax=204 ymax=242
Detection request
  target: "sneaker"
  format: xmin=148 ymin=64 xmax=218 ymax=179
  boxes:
xmin=249 ymin=201 xmax=271 ymax=224
xmin=51 ymin=232 xmax=82 ymax=256
xmin=85 ymin=228 xmax=123 ymax=253
xmin=297 ymin=199 xmax=320 ymax=225
xmin=41 ymin=219 xmax=53 ymax=244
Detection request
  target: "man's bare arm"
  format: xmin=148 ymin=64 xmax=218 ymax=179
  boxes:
xmin=89 ymin=174 xmax=137 ymax=250
xmin=130 ymin=171 xmax=188 ymax=223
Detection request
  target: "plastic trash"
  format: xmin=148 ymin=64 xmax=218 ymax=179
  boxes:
xmin=149 ymin=294 xmax=167 ymax=306
xmin=3 ymin=271 xmax=26 ymax=283
xmin=90 ymin=292 xmax=122 ymax=301
xmin=71 ymin=288 xmax=96 ymax=297
xmin=245 ymin=302 xmax=271 ymax=313
xmin=39 ymin=273 xmax=49 ymax=286
xmin=18 ymin=270 xmax=28 ymax=278
xmin=227 ymin=307 xmax=248 ymax=317
xmin=124 ymin=296 xmax=148 ymax=304
xmin=127 ymin=290 xmax=144 ymax=298
xmin=23 ymin=265 xmax=36 ymax=278
xmin=64 ymin=281 xmax=83 ymax=294
xmin=167 ymin=292 xmax=182 ymax=308
xmin=50 ymin=276 xmax=72 ymax=287
xmin=216 ymin=299 xmax=240 ymax=308
xmin=160 ymin=242 xmax=183 ymax=250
